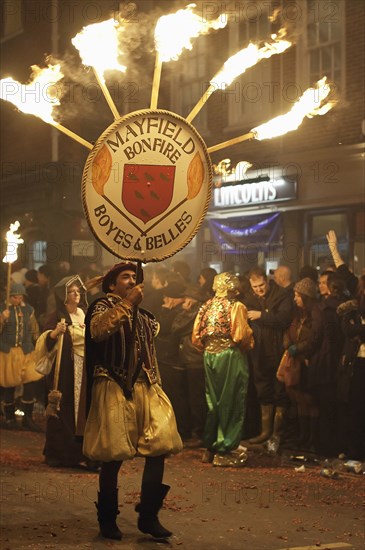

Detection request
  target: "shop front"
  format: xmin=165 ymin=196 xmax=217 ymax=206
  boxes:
xmin=197 ymin=142 xmax=364 ymax=279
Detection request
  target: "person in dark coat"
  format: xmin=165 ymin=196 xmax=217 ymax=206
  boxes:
xmin=282 ymin=278 xmax=322 ymax=451
xmin=308 ymin=276 xmax=346 ymax=456
xmin=336 ymin=275 xmax=365 ymax=460
xmin=198 ymin=267 xmax=217 ymax=300
xmin=171 ymin=285 xmax=207 ymax=443
xmin=244 ymin=267 xmax=293 ymax=444
xmin=154 ymin=281 xmax=186 ymax=429
xmin=41 ymin=275 xmax=88 ymax=467
xmin=141 ymin=266 xmax=169 ymax=316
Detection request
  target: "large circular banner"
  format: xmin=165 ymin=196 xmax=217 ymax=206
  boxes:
xmin=82 ymin=109 xmax=213 ymax=262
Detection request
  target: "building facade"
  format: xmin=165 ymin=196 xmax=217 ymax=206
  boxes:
xmin=168 ymin=0 xmax=364 ymax=278
xmin=1 ymin=0 xmax=364 ymax=280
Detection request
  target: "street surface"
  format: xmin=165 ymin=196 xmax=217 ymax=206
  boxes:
xmin=0 ymin=426 xmax=364 ymax=550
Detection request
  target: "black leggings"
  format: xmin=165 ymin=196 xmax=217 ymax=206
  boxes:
xmin=99 ymin=455 xmax=166 ymax=493
xmin=2 ymin=381 xmax=38 ymax=404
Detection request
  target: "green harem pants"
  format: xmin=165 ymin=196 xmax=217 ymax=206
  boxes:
xmin=203 ymin=347 xmax=249 ymax=453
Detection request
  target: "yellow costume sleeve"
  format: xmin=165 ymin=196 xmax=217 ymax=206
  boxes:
xmin=90 ymin=298 xmax=133 ymax=341
xmin=230 ymin=301 xmax=254 ymax=351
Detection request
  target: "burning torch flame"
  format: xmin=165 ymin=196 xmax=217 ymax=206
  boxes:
xmin=0 ymin=64 xmax=93 ymax=149
xmin=71 ymin=18 xmax=125 ymax=120
xmin=2 ymin=221 xmax=24 ymax=264
xmin=187 ymin=29 xmax=291 ymax=123
xmin=208 ymin=77 xmax=336 ymax=153
xmin=0 ymin=64 xmax=63 ymax=123
xmin=71 ymin=19 xmax=126 ymax=77
xmin=253 ymin=77 xmax=335 ymax=140
xmin=212 ymin=30 xmax=291 ymax=88
xmin=155 ymin=3 xmax=227 ymax=62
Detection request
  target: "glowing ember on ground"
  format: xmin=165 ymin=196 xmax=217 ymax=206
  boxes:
xmin=0 ymin=64 xmax=63 ymax=123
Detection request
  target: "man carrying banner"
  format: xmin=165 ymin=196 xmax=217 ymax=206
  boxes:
xmin=83 ymin=262 xmax=182 ymax=541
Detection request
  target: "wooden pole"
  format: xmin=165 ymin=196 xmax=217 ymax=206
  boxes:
xmin=207 ymin=131 xmax=256 ymax=154
xmin=150 ymin=51 xmax=162 ymax=110
xmin=186 ymin=83 xmax=216 ymax=124
xmin=125 ymin=261 xmax=143 ymax=396
xmin=53 ymin=318 xmax=66 ymax=392
xmin=45 ymin=318 xmax=66 ymax=418
xmin=92 ymin=68 xmax=120 ymax=120
xmin=50 ymin=121 xmax=93 ymax=150
xmin=6 ymin=262 xmax=12 ymax=307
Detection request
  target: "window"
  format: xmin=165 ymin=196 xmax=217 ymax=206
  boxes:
xmin=297 ymin=0 xmax=345 ymax=93
xmin=307 ymin=211 xmax=348 ymax=270
xmin=307 ymin=0 xmax=343 ymax=84
xmin=170 ymin=36 xmax=208 ymax=133
xmin=226 ymin=5 xmax=272 ymax=130
xmin=1 ymin=0 xmax=23 ymax=42
xmin=30 ymin=241 xmax=47 ymax=270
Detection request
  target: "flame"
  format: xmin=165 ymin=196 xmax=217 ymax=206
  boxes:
xmin=155 ymin=3 xmax=227 ymax=62
xmin=2 ymin=221 xmax=24 ymax=264
xmin=0 ymin=64 xmax=63 ymax=123
xmin=212 ymin=30 xmax=291 ymax=88
xmin=214 ymin=159 xmax=252 ymax=178
xmin=253 ymin=77 xmax=336 ymax=140
xmin=214 ymin=159 xmax=252 ymax=187
xmin=71 ymin=19 xmax=126 ymax=79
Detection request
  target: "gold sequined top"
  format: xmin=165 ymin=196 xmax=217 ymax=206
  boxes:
xmin=192 ymin=297 xmax=254 ymax=354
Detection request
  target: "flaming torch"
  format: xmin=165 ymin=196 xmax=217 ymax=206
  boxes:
xmin=187 ymin=29 xmax=291 ymax=123
xmin=71 ymin=18 xmax=126 ymax=120
xmin=208 ymin=77 xmax=336 ymax=153
xmin=151 ymin=3 xmax=227 ymax=109
xmin=2 ymin=221 xmax=24 ymax=307
xmin=0 ymin=64 xmax=93 ymax=150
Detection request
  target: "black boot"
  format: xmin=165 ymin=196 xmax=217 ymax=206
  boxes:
xmin=95 ymin=490 xmax=122 ymax=540
xmin=21 ymin=401 xmax=43 ymax=432
xmin=136 ymin=483 xmax=172 ymax=538
xmin=3 ymin=402 xmax=20 ymax=430
xmin=298 ymin=416 xmax=311 ymax=450
xmin=307 ymin=416 xmax=318 ymax=453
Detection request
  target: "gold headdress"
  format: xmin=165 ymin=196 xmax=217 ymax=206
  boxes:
xmin=213 ymin=272 xmax=240 ymax=298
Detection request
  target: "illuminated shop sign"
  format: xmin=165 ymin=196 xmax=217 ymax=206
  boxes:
xmin=212 ymin=178 xmax=297 ymax=209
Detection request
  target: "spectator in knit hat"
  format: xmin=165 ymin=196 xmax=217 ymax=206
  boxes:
xmin=0 ymin=283 xmax=41 ymax=431
xmin=282 ymin=277 xmax=321 ymax=451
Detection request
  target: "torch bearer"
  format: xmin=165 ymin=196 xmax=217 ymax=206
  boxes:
xmin=2 ymin=221 xmax=24 ymax=307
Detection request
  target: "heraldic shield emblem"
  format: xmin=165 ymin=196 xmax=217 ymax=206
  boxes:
xmin=122 ymin=164 xmax=176 ymax=224
xmin=82 ymin=109 xmax=213 ymax=262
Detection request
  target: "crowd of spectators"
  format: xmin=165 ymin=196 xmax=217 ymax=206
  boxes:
xmin=1 ymin=230 xmax=364 ymax=464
